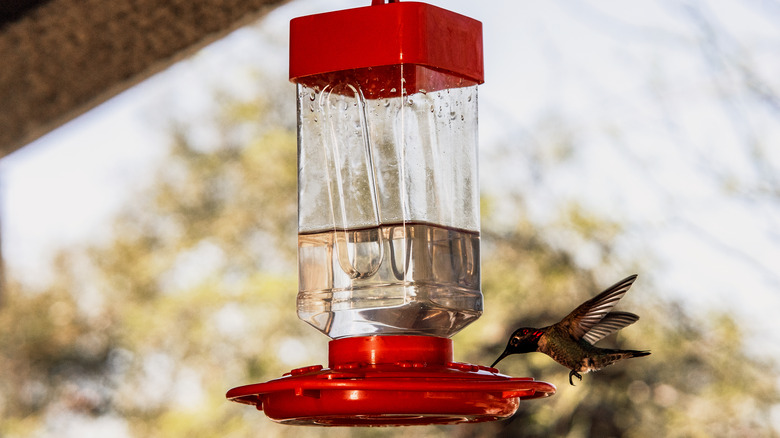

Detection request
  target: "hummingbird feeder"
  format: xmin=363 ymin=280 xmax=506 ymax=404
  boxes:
xmin=226 ymin=0 xmax=555 ymax=426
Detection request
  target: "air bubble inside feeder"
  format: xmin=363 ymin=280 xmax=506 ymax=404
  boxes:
xmin=226 ymin=0 xmax=555 ymax=425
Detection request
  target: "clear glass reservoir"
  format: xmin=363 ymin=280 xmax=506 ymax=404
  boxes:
xmin=296 ymin=65 xmax=482 ymax=339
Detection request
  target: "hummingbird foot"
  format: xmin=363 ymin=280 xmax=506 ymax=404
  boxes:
xmin=568 ymin=370 xmax=582 ymax=386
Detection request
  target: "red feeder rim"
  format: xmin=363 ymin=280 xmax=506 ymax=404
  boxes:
xmin=226 ymin=336 xmax=556 ymax=426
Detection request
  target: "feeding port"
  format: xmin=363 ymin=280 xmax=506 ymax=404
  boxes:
xmin=227 ymin=336 xmax=555 ymax=425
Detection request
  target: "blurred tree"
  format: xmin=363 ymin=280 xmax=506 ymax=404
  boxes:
xmin=453 ymin=202 xmax=780 ymax=437
xmin=1 ymin=69 xmax=777 ymax=437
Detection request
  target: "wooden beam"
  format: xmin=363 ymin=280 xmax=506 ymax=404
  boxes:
xmin=0 ymin=0 xmax=289 ymax=157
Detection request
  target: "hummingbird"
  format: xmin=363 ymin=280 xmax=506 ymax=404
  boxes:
xmin=491 ymin=274 xmax=650 ymax=386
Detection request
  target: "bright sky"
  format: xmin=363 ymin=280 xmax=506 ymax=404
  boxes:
xmin=2 ymin=0 xmax=779 ymax=359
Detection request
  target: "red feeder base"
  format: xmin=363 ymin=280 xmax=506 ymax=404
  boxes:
xmin=226 ymin=335 xmax=555 ymax=426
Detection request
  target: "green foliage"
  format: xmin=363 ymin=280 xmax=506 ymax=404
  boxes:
xmin=1 ymin=75 xmax=778 ymax=438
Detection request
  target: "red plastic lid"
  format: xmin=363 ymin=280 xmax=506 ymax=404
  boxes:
xmin=226 ymin=336 xmax=555 ymax=426
xmin=289 ymin=1 xmax=484 ymax=84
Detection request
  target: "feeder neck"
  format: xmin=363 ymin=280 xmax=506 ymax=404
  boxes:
xmin=329 ymin=335 xmax=452 ymax=368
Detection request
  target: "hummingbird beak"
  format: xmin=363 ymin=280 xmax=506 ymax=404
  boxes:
xmin=490 ymin=350 xmax=510 ymax=368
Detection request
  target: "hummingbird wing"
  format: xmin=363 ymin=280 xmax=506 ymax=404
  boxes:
xmin=581 ymin=311 xmax=639 ymax=345
xmin=557 ymin=274 xmax=638 ymax=341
